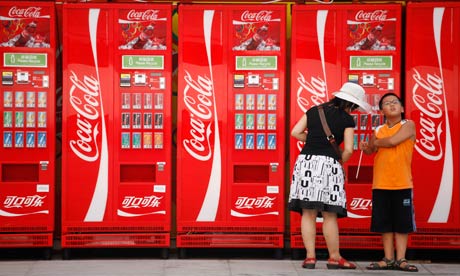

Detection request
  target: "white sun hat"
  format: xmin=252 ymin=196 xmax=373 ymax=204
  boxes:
xmin=333 ymin=82 xmax=371 ymax=113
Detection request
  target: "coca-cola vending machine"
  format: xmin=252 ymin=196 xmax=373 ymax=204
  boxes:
xmin=405 ymin=1 xmax=460 ymax=249
xmin=177 ymin=5 xmax=286 ymax=257
xmin=61 ymin=3 xmax=172 ymax=259
xmin=0 ymin=1 xmax=56 ymax=257
xmin=290 ymin=3 xmax=402 ymax=253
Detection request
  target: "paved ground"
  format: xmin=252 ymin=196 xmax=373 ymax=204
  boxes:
xmin=1 ymin=258 xmax=460 ymax=276
xmin=1 ymin=248 xmax=460 ymax=276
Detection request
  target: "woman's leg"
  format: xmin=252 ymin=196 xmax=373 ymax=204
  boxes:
xmin=301 ymin=209 xmax=318 ymax=259
xmin=322 ymin=211 xmax=340 ymax=260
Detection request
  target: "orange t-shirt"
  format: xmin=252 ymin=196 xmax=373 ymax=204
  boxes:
xmin=372 ymin=120 xmax=414 ymax=190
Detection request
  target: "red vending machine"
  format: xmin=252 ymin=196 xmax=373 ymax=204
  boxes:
xmin=290 ymin=3 xmax=402 ymax=253
xmin=0 ymin=1 xmax=56 ymax=257
xmin=405 ymin=1 xmax=460 ymax=249
xmin=61 ymin=3 xmax=172 ymax=259
xmin=177 ymin=4 xmax=286 ymax=257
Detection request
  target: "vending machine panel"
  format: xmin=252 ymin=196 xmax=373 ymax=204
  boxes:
xmin=290 ymin=3 xmax=402 ymax=250
xmin=177 ymin=5 xmax=286 ymax=252
xmin=0 ymin=1 xmax=56 ymax=251
xmin=61 ymin=3 xmax=172 ymax=255
xmin=405 ymin=2 xmax=460 ymax=249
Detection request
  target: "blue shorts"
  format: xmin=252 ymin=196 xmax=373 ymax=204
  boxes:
xmin=370 ymin=189 xmax=416 ymax=233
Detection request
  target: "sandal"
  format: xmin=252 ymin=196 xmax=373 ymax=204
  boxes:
xmin=327 ymin=257 xmax=356 ymax=269
xmin=366 ymin=257 xmax=395 ymax=270
xmin=395 ymin=258 xmax=419 ymax=272
xmin=302 ymin=258 xmax=316 ymax=269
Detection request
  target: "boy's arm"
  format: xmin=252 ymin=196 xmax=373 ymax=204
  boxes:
xmin=374 ymin=120 xmax=416 ymax=148
xmin=359 ymin=132 xmax=377 ymax=155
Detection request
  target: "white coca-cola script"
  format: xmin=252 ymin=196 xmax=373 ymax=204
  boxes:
xmin=122 ymin=195 xmax=163 ymax=209
xmin=349 ymin=197 xmax=372 ymax=211
xmin=411 ymin=69 xmax=444 ymax=161
xmin=4 ymin=195 xmax=46 ymax=208
xmin=240 ymin=10 xmax=273 ymax=22
xmin=126 ymin=9 xmax=159 ymax=21
xmin=295 ymin=73 xmax=327 ymax=151
xmin=8 ymin=6 xmax=42 ymax=18
xmin=296 ymin=73 xmax=327 ymax=113
xmin=355 ymin=10 xmax=388 ymax=22
xmin=234 ymin=196 xmax=275 ymax=209
xmin=182 ymin=70 xmax=213 ymax=161
xmin=68 ymin=71 xmax=101 ymax=162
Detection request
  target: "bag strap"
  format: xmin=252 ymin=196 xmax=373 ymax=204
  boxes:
xmin=317 ymin=105 xmax=342 ymax=162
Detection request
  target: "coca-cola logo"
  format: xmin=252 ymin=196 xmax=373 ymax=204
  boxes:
xmin=411 ymin=69 xmax=444 ymax=161
xmin=182 ymin=70 xmax=214 ymax=161
xmin=126 ymin=9 xmax=159 ymax=21
xmin=241 ymin=10 xmax=273 ymax=22
xmin=4 ymin=195 xmax=46 ymax=208
xmin=355 ymin=10 xmax=388 ymax=22
xmin=8 ymin=6 xmax=42 ymax=18
xmin=122 ymin=195 xmax=163 ymax=208
xmin=235 ymin=196 xmax=275 ymax=209
xmin=349 ymin=197 xmax=372 ymax=211
xmin=296 ymin=72 xmax=327 ymax=113
xmin=68 ymin=70 xmax=101 ymax=162
xmin=295 ymin=73 xmax=327 ymax=151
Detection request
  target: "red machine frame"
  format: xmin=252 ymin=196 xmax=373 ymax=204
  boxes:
xmin=61 ymin=3 xmax=172 ymax=258
xmin=176 ymin=4 xmax=286 ymax=256
xmin=0 ymin=1 xmax=56 ymax=256
xmin=289 ymin=3 xmax=402 ymax=252
xmin=404 ymin=1 xmax=460 ymax=249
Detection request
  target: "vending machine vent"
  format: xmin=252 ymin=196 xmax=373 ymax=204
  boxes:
xmin=65 ymin=226 xmax=166 ymax=233
xmin=0 ymin=233 xmax=52 ymax=247
xmin=409 ymin=235 xmax=460 ymax=249
xmin=180 ymin=226 xmax=279 ymax=232
xmin=0 ymin=226 xmax=48 ymax=232
xmin=177 ymin=234 xmax=283 ymax=248
xmin=62 ymin=233 xmax=169 ymax=248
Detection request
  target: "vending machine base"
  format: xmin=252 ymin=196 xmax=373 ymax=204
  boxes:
xmin=0 ymin=233 xmax=53 ymax=259
xmin=290 ymin=233 xmax=382 ymax=250
xmin=409 ymin=234 xmax=460 ymax=249
xmin=0 ymin=233 xmax=53 ymax=248
xmin=61 ymin=232 xmax=170 ymax=259
xmin=176 ymin=233 xmax=284 ymax=259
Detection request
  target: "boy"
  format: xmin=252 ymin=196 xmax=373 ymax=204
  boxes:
xmin=359 ymin=93 xmax=418 ymax=272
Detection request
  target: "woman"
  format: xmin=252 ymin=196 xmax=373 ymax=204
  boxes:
xmin=288 ymin=82 xmax=370 ymax=269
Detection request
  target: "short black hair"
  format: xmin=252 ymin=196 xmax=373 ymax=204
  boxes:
xmin=378 ymin=92 xmax=402 ymax=110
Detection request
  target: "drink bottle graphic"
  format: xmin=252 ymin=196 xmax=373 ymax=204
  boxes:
xmin=15 ymin=21 xmax=38 ymax=47
xmin=360 ymin=24 xmax=383 ymax=50
xmin=246 ymin=24 xmax=269 ymax=50
xmin=119 ymin=24 xmax=155 ymax=50
xmin=133 ymin=24 xmax=155 ymax=49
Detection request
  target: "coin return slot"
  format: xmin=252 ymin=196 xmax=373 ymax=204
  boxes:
xmin=234 ymin=165 xmax=269 ymax=183
xmin=120 ymin=164 xmax=156 ymax=183
xmin=347 ymin=165 xmax=373 ymax=184
xmin=2 ymin=164 xmax=39 ymax=182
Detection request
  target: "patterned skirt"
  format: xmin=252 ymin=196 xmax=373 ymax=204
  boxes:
xmin=288 ymin=154 xmax=348 ymax=218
